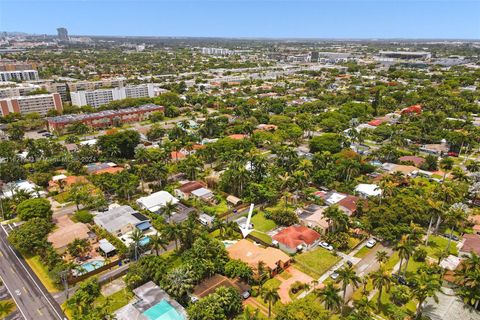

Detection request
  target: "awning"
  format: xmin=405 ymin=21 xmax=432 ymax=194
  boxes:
xmin=99 ymin=239 xmax=116 ymax=254
xmin=136 ymin=221 xmax=152 ymax=231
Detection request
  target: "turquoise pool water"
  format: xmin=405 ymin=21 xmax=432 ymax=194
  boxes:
xmin=80 ymin=260 xmax=104 ymax=273
xmin=139 ymin=236 xmax=150 ymax=246
xmin=143 ymin=300 xmax=184 ymax=320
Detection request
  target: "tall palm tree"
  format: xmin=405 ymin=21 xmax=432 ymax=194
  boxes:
xmin=410 ymin=272 xmax=442 ymax=319
xmin=395 ymin=235 xmax=413 ymax=276
xmin=149 ymin=233 xmax=169 ymax=256
xmin=162 ymin=200 xmax=178 ymax=222
xmin=262 ymin=287 xmax=279 ymax=319
xmin=242 ymin=308 xmax=260 ymax=320
xmin=163 ymin=223 xmax=181 ymax=251
xmin=375 ymin=250 xmax=389 ymax=265
xmin=337 ymin=265 xmax=361 ymax=313
xmin=316 ymin=283 xmax=342 ymax=312
xmin=444 ymin=203 xmax=467 ymax=254
xmin=163 ymin=267 xmax=195 ymax=301
xmin=370 ymin=265 xmax=391 ymax=309
xmin=129 ymin=228 xmax=144 ymax=261
xmin=353 ymin=296 xmax=375 ymax=319
xmin=454 ymin=252 xmax=480 ymax=309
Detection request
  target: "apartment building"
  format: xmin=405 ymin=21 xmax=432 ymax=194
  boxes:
xmin=0 ymin=83 xmax=41 ymax=98
xmin=0 ymin=93 xmax=63 ymax=117
xmin=0 ymin=61 xmax=37 ymax=71
xmin=70 ymin=84 xmax=154 ymax=108
xmin=46 ymin=103 xmax=164 ymax=131
xmin=67 ymin=78 xmax=126 ymax=92
xmin=0 ymin=70 xmax=40 ymax=82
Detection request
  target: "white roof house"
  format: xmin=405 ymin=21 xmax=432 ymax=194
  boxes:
xmin=1 ymin=180 xmax=47 ymax=198
xmin=191 ymin=187 xmax=213 ymax=199
xmin=355 ymin=183 xmax=382 ymax=198
xmin=136 ymin=191 xmax=179 ymax=213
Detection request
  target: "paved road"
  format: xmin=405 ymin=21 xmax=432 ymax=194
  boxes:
xmin=0 ymin=225 xmax=66 ymax=320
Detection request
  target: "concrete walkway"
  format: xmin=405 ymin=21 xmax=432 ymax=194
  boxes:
xmin=277 ymin=267 xmax=313 ymax=304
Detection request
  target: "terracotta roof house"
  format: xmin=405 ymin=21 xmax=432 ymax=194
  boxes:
xmin=174 ymin=181 xmax=206 ymax=200
xmin=256 ymin=124 xmax=278 ymax=131
xmin=272 ymin=225 xmax=321 ymax=254
xmin=460 ymin=234 xmax=480 ymax=256
xmin=399 ymin=155 xmax=425 ymax=167
xmin=48 ymin=222 xmax=93 ymax=252
xmin=227 ymin=239 xmax=291 ymax=275
xmin=192 ymin=274 xmax=250 ymax=300
xmin=227 ymin=134 xmax=247 ymax=140
xmin=337 ymin=195 xmax=360 ymax=216
xmin=170 ymin=151 xmax=186 ymax=162
xmin=85 ymin=162 xmax=123 ymax=175
xmin=47 ymin=175 xmax=88 ymax=192
xmin=401 ymin=104 xmax=422 ymax=114
xmin=367 ymin=119 xmax=385 ymax=127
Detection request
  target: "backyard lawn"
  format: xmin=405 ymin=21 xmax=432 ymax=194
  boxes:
xmin=251 ymin=212 xmax=277 ymax=232
xmin=354 ymin=246 xmax=371 ymax=259
xmin=25 ymin=255 xmax=60 ymax=293
xmin=250 ymin=230 xmax=272 ymax=244
xmin=423 ymin=235 xmax=458 ymax=258
xmin=95 ymin=289 xmax=134 ymax=312
xmin=294 ymin=248 xmax=341 ymax=278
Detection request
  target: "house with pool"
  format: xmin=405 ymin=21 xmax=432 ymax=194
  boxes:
xmin=116 ymin=281 xmax=187 ymax=320
xmin=93 ymin=204 xmax=156 ymax=246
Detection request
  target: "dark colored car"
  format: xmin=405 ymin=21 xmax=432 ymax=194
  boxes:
xmin=443 ymin=233 xmax=459 ymax=241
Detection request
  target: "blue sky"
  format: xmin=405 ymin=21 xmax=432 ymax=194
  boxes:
xmin=1 ymin=1 xmax=479 ymax=39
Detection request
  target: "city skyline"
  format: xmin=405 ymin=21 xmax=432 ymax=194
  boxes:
xmin=1 ymin=0 xmax=479 ymax=39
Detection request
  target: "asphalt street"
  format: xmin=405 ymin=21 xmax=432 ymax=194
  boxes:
xmin=0 ymin=224 xmax=66 ymax=320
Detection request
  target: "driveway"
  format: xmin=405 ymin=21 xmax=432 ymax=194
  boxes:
xmin=277 ymin=266 xmax=313 ymax=304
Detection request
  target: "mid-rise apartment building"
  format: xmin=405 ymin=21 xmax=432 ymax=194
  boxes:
xmin=0 ymin=61 xmax=37 ymax=71
xmin=70 ymin=84 xmax=154 ymax=108
xmin=67 ymin=78 xmax=126 ymax=92
xmin=0 ymin=70 xmax=40 ymax=82
xmin=0 ymin=93 xmax=63 ymax=117
xmin=0 ymin=83 xmax=41 ymax=98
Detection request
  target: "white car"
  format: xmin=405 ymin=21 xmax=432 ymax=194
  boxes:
xmin=366 ymin=239 xmax=377 ymax=248
xmin=330 ymin=271 xmax=339 ymax=280
xmin=320 ymin=241 xmax=333 ymax=251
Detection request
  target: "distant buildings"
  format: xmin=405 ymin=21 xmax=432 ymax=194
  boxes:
xmin=70 ymin=84 xmax=154 ymax=108
xmin=57 ymin=27 xmax=69 ymax=41
xmin=0 ymin=61 xmax=37 ymax=71
xmin=67 ymin=78 xmax=125 ymax=92
xmin=0 ymin=70 xmax=39 ymax=82
xmin=201 ymin=47 xmax=232 ymax=56
xmin=377 ymin=51 xmax=431 ymax=60
xmin=46 ymin=104 xmax=164 ymax=131
xmin=0 ymin=93 xmax=63 ymax=116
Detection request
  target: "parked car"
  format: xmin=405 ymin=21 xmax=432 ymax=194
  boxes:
xmin=320 ymin=241 xmax=333 ymax=251
xmin=330 ymin=271 xmax=339 ymax=280
xmin=366 ymin=239 xmax=377 ymax=248
xmin=443 ymin=233 xmax=459 ymax=241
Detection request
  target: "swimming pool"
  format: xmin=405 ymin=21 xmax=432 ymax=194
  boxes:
xmin=80 ymin=260 xmax=104 ymax=273
xmin=139 ymin=236 xmax=150 ymax=246
xmin=143 ymin=300 xmax=184 ymax=320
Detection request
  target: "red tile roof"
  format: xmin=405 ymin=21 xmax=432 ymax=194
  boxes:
xmin=368 ymin=119 xmax=384 ymax=126
xmin=337 ymin=195 xmax=360 ymax=214
xmin=401 ymin=105 xmax=422 ymax=114
xmin=399 ymin=156 xmax=425 ymax=167
xmin=272 ymin=225 xmax=321 ymax=250
xmin=228 ymin=134 xmax=247 ymax=140
xmin=461 ymin=234 xmax=480 ymax=255
xmin=177 ymin=181 xmax=205 ymax=194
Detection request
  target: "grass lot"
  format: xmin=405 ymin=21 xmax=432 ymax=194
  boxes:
xmin=53 ymin=192 xmax=71 ymax=204
xmin=347 ymin=237 xmax=362 ymax=251
xmin=278 ymin=271 xmax=293 ymax=281
xmin=95 ymin=289 xmax=134 ymax=312
xmin=353 ymin=246 xmax=371 ymax=259
xmin=372 ymin=289 xmax=416 ymax=319
xmin=423 ymin=235 xmax=458 ymax=258
xmin=202 ymin=199 xmax=229 ymax=216
xmin=251 ymin=212 xmax=277 ymax=233
xmin=263 ymin=278 xmax=281 ymax=290
xmin=25 ymin=255 xmax=60 ymax=293
xmin=250 ymin=230 xmax=272 ymax=244
xmin=294 ymin=248 xmax=341 ymax=278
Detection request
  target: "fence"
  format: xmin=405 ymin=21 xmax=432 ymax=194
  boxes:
xmin=67 ymin=259 xmax=121 ymax=285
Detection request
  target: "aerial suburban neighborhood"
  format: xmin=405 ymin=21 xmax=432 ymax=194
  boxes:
xmin=0 ymin=2 xmax=480 ymax=320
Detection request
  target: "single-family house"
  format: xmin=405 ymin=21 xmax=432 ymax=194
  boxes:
xmin=423 ymin=287 xmax=480 ymax=320
xmin=85 ymin=162 xmax=123 ymax=175
xmin=94 ymin=205 xmax=151 ymax=237
xmin=399 ymin=155 xmax=425 ymax=167
xmin=136 ymin=191 xmax=179 ymax=214
xmin=227 ymin=239 xmax=291 ymax=276
xmin=199 ymin=213 xmax=215 ymax=228
xmin=174 ymin=181 xmax=206 ymax=200
xmin=355 ymin=183 xmax=382 ymax=198
xmin=1 ymin=180 xmax=47 ymax=198
xmin=48 ymin=222 xmax=94 ymax=252
xmin=297 ymin=204 xmax=329 ymax=234
xmin=272 ymin=225 xmax=321 ymax=254
xmin=48 ymin=174 xmax=88 ymax=192
xmin=460 ymin=234 xmax=480 ymax=257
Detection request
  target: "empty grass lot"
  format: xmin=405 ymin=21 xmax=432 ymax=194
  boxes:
xmin=294 ymin=248 xmax=341 ymax=278
xmin=251 ymin=212 xmax=277 ymax=232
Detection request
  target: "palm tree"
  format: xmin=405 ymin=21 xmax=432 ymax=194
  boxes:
xmin=337 ymin=265 xmax=360 ymax=313
xmin=410 ymin=272 xmax=442 ymax=318
xmin=454 ymin=252 xmax=480 ymax=309
xmin=163 ymin=223 xmax=181 ymax=251
xmin=262 ymin=287 xmax=279 ymax=319
xmin=439 ymin=157 xmax=454 ymax=182
xmin=353 ymin=296 xmax=375 ymax=318
xmin=370 ymin=265 xmax=391 ymax=309
xmin=444 ymin=203 xmax=467 ymax=254
xmin=162 ymin=200 xmax=178 ymax=222
xmin=324 ymin=205 xmax=349 ymax=233
xmin=316 ymin=283 xmax=342 ymax=312
xmin=149 ymin=233 xmax=169 ymax=256
xmin=395 ymin=235 xmax=413 ymax=276
xmin=129 ymin=228 xmax=144 ymax=261
xmin=163 ymin=266 xmax=195 ymax=301
xmin=375 ymin=250 xmax=389 ymax=265
xmin=0 ymin=300 xmax=15 ymax=319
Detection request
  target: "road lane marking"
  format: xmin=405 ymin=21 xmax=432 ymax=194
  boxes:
xmin=10 ymin=267 xmax=15 ymax=273
xmin=0 ymin=275 xmax=28 ymax=320
xmin=23 ymin=286 xmax=27 ymax=293
xmin=0 ymin=224 xmax=64 ymax=319
xmin=37 ymin=308 xmax=43 ymax=316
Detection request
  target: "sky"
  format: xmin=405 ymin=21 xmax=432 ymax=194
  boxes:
xmin=1 ymin=0 xmax=479 ymax=39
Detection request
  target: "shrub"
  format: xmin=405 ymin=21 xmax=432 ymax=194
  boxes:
xmin=413 ymin=248 xmax=427 ymax=262
xmin=390 ymin=286 xmax=410 ymax=306
xmin=74 ymin=210 xmax=93 ymax=223
xmin=17 ymin=198 xmax=52 ymax=221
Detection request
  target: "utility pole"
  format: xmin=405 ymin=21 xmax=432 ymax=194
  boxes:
xmin=59 ymin=270 xmax=69 ymax=300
